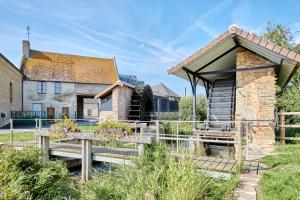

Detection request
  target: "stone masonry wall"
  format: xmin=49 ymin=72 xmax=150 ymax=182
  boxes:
xmin=116 ymin=86 xmax=133 ymax=120
xmin=0 ymin=56 xmax=22 ymax=125
xmin=99 ymin=86 xmax=133 ymax=121
xmin=235 ymin=47 xmax=276 ymax=145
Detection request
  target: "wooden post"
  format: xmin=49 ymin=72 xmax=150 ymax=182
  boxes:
xmin=9 ymin=119 xmax=13 ymax=145
xmin=137 ymin=143 xmax=144 ymax=157
xmin=38 ymin=135 xmax=50 ymax=161
xmin=156 ymin=120 xmax=159 ymax=142
xmin=279 ymin=110 xmax=285 ymax=143
xmin=82 ymin=139 xmax=92 ymax=181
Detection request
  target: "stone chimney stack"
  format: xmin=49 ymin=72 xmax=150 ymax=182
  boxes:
xmin=22 ymin=40 xmax=30 ymax=58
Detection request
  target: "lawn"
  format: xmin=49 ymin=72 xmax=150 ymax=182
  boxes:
xmin=0 ymin=132 xmax=36 ymax=143
xmin=258 ymin=144 xmax=300 ymax=200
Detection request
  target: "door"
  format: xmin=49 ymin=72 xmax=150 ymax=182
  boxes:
xmin=32 ymin=103 xmax=42 ymax=118
xmin=62 ymin=107 xmax=69 ymax=118
xmin=47 ymin=107 xmax=55 ymax=119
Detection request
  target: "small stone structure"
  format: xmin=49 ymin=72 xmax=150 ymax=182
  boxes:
xmin=95 ymin=81 xmax=135 ymax=121
xmin=168 ymin=25 xmax=300 ymax=156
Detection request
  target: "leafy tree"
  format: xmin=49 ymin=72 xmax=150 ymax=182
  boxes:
xmin=179 ymin=95 xmax=207 ymax=121
xmin=262 ymin=23 xmax=300 ymax=113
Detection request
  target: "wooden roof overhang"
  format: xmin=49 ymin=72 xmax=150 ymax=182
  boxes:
xmin=168 ymin=25 xmax=300 ymax=89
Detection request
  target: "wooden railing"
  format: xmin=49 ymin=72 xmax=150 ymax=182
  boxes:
xmin=278 ymin=110 xmax=300 ymax=143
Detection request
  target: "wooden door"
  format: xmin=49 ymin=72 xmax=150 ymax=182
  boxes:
xmin=47 ymin=107 xmax=55 ymax=119
xmin=62 ymin=107 xmax=69 ymax=118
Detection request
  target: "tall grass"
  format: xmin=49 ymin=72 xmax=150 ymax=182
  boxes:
xmin=82 ymin=143 xmax=239 ymax=200
xmin=0 ymin=146 xmax=79 ymax=200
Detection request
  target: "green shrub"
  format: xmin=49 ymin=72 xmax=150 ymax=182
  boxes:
xmin=0 ymin=146 xmax=79 ymax=199
xmin=179 ymin=95 xmax=207 ymax=121
xmin=50 ymin=118 xmax=80 ymax=139
xmin=82 ymin=143 xmax=239 ymax=200
xmin=94 ymin=121 xmax=133 ymax=141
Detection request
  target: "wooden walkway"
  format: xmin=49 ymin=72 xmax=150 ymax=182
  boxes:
xmin=11 ymin=141 xmax=262 ymax=174
xmin=193 ymin=156 xmax=261 ymax=173
xmin=50 ymin=142 xmax=136 ymax=164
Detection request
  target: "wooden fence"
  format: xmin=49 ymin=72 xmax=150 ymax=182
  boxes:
xmin=278 ymin=110 xmax=300 ymax=143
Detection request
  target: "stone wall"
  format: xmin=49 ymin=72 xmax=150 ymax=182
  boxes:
xmin=235 ymin=47 xmax=276 ymax=145
xmin=0 ymin=56 xmax=22 ymax=124
xmin=23 ymin=80 xmax=108 ymax=119
xmin=99 ymin=85 xmax=133 ymax=121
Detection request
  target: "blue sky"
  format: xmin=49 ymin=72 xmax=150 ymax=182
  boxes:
xmin=0 ymin=0 xmax=300 ymax=96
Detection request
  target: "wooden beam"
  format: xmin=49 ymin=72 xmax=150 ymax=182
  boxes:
xmin=196 ymin=64 xmax=280 ymax=76
xmin=194 ymin=46 xmax=237 ymax=73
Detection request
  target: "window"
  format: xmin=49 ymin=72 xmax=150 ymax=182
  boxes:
xmin=100 ymin=92 xmax=112 ymax=111
xmin=9 ymin=82 xmax=13 ymax=103
xmin=55 ymin=82 xmax=61 ymax=94
xmin=38 ymin=81 xmax=47 ymax=94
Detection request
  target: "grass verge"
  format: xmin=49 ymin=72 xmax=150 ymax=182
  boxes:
xmin=0 ymin=132 xmax=35 ymax=143
xmin=258 ymin=144 xmax=300 ymax=200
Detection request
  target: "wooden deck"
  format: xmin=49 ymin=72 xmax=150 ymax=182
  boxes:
xmin=9 ymin=141 xmax=262 ymax=174
xmin=193 ymin=156 xmax=261 ymax=173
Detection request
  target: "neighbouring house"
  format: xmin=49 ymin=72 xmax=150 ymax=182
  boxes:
xmin=20 ymin=40 xmax=118 ymax=119
xmin=0 ymin=54 xmax=23 ymax=125
xmin=94 ymin=80 xmax=135 ymax=121
xmin=168 ymin=25 xmax=300 ymax=158
xmin=151 ymin=83 xmax=180 ymax=119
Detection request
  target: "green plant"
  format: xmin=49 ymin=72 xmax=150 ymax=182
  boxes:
xmin=94 ymin=121 xmax=133 ymax=141
xmin=50 ymin=119 xmax=80 ymax=139
xmin=82 ymin=143 xmax=239 ymax=200
xmin=0 ymin=146 xmax=79 ymax=199
xmin=179 ymin=95 xmax=207 ymax=121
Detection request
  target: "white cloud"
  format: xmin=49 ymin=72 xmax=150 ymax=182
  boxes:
xmin=172 ymin=0 xmax=233 ymax=44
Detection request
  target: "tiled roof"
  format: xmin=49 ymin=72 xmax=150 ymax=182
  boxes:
xmin=94 ymin=80 xmax=135 ymax=99
xmin=151 ymin=83 xmax=180 ymax=98
xmin=168 ymin=25 xmax=300 ymax=74
xmin=21 ymin=50 xmax=118 ymax=84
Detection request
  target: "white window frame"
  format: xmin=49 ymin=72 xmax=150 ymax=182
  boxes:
xmin=55 ymin=82 xmax=61 ymax=94
xmin=38 ymin=81 xmax=47 ymax=94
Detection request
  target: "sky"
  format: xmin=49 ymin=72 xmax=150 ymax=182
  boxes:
xmin=0 ymin=0 xmax=300 ymax=96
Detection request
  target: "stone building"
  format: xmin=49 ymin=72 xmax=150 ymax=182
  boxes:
xmin=168 ymin=25 xmax=300 ymax=149
xmin=20 ymin=40 xmax=118 ymax=119
xmin=95 ymin=80 xmax=135 ymax=121
xmin=0 ymin=54 xmax=23 ymax=125
xmin=151 ymin=83 xmax=180 ymax=119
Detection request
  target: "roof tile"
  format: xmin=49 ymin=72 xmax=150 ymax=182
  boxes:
xmin=252 ymin=37 xmax=261 ymax=44
xmin=266 ymin=42 xmax=275 ymax=50
xmin=279 ymin=48 xmax=289 ymax=57
xmin=22 ymin=50 xmax=118 ymax=84
xmin=273 ymin=45 xmax=282 ymax=53
xmin=246 ymin=33 xmax=255 ymax=41
xmin=287 ymin=51 xmax=297 ymax=60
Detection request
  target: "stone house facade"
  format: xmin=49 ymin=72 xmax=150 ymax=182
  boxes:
xmin=0 ymin=54 xmax=23 ymax=125
xmin=20 ymin=40 xmax=118 ymax=119
xmin=95 ymin=81 xmax=135 ymax=121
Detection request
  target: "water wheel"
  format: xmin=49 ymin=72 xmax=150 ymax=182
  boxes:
xmin=128 ymin=85 xmax=153 ymax=121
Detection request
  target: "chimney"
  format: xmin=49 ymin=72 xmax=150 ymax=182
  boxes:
xmin=22 ymin=40 xmax=30 ymax=58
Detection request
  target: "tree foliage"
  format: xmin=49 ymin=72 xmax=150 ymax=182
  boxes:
xmin=262 ymin=23 xmax=300 ymax=113
xmin=179 ymin=95 xmax=207 ymax=121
